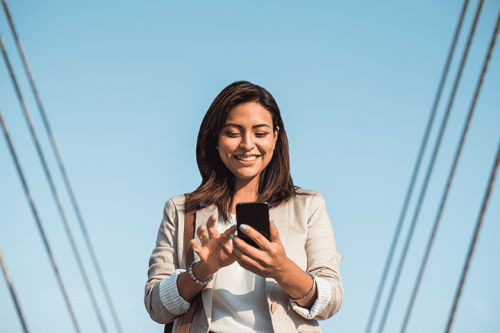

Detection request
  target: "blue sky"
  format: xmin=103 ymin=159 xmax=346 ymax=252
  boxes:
xmin=1 ymin=1 xmax=499 ymax=332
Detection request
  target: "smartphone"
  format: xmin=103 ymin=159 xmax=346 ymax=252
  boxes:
xmin=236 ymin=202 xmax=270 ymax=248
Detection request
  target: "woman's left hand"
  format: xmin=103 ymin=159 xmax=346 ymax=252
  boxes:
xmin=232 ymin=220 xmax=290 ymax=280
xmin=233 ymin=220 xmax=318 ymax=308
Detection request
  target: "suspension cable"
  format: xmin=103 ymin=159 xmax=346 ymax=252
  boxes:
xmin=0 ymin=34 xmax=108 ymax=332
xmin=0 ymin=245 xmax=30 ymax=333
xmin=446 ymin=139 xmax=500 ymax=332
xmin=364 ymin=0 xmax=470 ymax=331
xmin=1 ymin=1 xmax=123 ymax=331
xmin=445 ymin=15 xmax=500 ymax=333
xmin=401 ymin=7 xmax=500 ymax=332
xmin=0 ymin=105 xmax=81 ymax=333
xmin=376 ymin=0 xmax=486 ymax=331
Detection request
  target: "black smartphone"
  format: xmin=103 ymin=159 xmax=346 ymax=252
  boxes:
xmin=236 ymin=202 xmax=270 ymax=248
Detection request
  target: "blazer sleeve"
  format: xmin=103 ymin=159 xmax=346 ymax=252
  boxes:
xmin=144 ymin=199 xmax=181 ymax=324
xmin=305 ymin=192 xmax=344 ymax=320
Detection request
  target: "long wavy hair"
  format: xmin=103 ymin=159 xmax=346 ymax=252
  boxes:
xmin=186 ymin=81 xmax=303 ymax=221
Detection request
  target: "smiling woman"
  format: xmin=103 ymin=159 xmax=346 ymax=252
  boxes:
xmin=217 ymin=102 xmax=278 ymax=206
xmin=144 ymin=81 xmax=344 ymax=333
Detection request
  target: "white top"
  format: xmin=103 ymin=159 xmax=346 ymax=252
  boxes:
xmin=209 ymin=213 xmax=273 ymax=332
xmin=159 ymin=213 xmax=332 ymax=332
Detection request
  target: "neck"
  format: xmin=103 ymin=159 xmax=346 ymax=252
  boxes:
xmin=229 ymin=176 xmax=260 ymax=213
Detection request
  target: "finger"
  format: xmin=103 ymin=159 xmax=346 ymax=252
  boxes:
xmin=190 ymin=239 xmax=203 ymax=254
xmin=232 ymin=235 xmax=261 ymax=258
xmin=269 ymin=220 xmax=281 ymax=243
xmin=196 ymin=225 xmax=209 ymax=245
xmin=220 ymin=225 xmax=237 ymax=242
xmin=238 ymin=224 xmax=269 ymax=249
xmin=233 ymin=245 xmax=264 ymax=274
xmin=206 ymin=214 xmax=220 ymax=238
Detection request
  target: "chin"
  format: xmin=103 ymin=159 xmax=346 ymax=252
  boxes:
xmin=235 ymin=173 xmax=259 ymax=180
xmin=234 ymin=171 xmax=261 ymax=181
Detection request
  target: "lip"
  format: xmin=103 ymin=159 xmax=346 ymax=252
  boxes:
xmin=234 ymin=155 xmax=261 ymax=162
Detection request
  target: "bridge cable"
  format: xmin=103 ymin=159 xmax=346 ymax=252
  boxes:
xmin=445 ymin=145 xmax=500 ymax=333
xmin=364 ymin=0 xmax=470 ymax=331
xmin=376 ymin=0 xmax=485 ymax=331
xmin=0 ymin=105 xmax=81 ymax=333
xmin=1 ymin=1 xmax=123 ymax=332
xmin=0 ymin=34 xmax=108 ymax=332
xmin=0 ymin=244 xmax=30 ymax=333
xmin=401 ymin=6 xmax=500 ymax=332
xmin=444 ymin=12 xmax=500 ymax=333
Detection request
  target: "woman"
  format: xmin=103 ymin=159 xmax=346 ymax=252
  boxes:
xmin=145 ymin=81 xmax=343 ymax=332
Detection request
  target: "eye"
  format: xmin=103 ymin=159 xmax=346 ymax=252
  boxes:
xmin=226 ymin=132 xmax=240 ymax=138
xmin=255 ymin=132 xmax=269 ymax=138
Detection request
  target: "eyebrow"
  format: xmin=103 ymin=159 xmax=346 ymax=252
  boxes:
xmin=223 ymin=123 xmax=272 ymax=129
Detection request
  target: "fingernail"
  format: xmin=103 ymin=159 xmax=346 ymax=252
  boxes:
xmin=197 ymin=225 xmax=202 ymax=230
xmin=229 ymin=234 xmax=234 ymax=240
xmin=210 ymin=214 xmax=216 ymax=219
xmin=273 ymin=221 xmax=276 ymax=227
xmin=240 ymin=224 xmax=246 ymax=230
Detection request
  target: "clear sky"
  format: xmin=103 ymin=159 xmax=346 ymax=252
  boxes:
xmin=1 ymin=1 xmax=499 ymax=332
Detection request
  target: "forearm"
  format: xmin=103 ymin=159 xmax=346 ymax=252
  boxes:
xmin=177 ymin=261 xmax=212 ymax=302
xmin=274 ymin=258 xmax=317 ymax=309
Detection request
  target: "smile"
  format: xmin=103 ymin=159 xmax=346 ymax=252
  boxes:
xmin=235 ymin=155 xmax=259 ymax=161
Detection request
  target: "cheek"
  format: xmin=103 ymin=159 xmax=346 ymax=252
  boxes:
xmin=218 ymin=139 xmax=235 ymax=157
xmin=264 ymin=138 xmax=276 ymax=150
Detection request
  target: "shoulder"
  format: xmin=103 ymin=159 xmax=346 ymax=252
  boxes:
xmin=163 ymin=195 xmax=186 ymax=215
xmin=276 ymin=188 xmax=327 ymax=215
xmin=168 ymin=194 xmax=186 ymax=206
xmin=293 ymin=188 xmax=326 ymax=206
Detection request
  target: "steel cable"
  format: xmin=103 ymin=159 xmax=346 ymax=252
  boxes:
xmin=1 ymin=1 xmax=123 ymax=331
xmin=445 ymin=12 xmax=500 ymax=333
xmin=0 ymin=244 xmax=30 ymax=333
xmin=0 ymin=105 xmax=81 ymax=333
xmin=401 ymin=6 xmax=500 ymax=332
xmin=0 ymin=34 xmax=108 ymax=332
xmin=364 ymin=0 xmax=470 ymax=331
xmin=446 ymin=139 xmax=500 ymax=332
xmin=376 ymin=0 xmax=485 ymax=331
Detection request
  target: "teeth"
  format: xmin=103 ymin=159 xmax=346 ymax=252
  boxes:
xmin=236 ymin=155 xmax=257 ymax=161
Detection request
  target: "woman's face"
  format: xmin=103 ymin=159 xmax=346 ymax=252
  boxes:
xmin=218 ymin=102 xmax=279 ymax=184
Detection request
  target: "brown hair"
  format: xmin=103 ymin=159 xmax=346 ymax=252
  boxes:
xmin=186 ymin=81 xmax=303 ymax=221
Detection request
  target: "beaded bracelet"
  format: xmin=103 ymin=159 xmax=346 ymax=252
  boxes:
xmin=290 ymin=272 xmax=316 ymax=302
xmin=188 ymin=260 xmax=214 ymax=285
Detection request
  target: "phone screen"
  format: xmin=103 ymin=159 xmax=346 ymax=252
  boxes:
xmin=236 ymin=202 xmax=270 ymax=248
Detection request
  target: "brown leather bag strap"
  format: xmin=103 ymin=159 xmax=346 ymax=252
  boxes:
xmin=164 ymin=194 xmax=199 ymax=333
xmin=176 ymin=194 xmax=199 ymax=333
xmin=183 ymin=193 xmax=196 ymax=265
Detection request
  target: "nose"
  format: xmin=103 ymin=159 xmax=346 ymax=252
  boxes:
xmin=239 ymin=133 xmax=255 ymax=151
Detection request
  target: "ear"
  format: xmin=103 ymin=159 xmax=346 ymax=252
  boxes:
xmin=274 ymin=126 xmax=279 ymax=141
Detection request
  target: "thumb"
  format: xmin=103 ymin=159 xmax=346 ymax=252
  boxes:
xmin=269 ymin=220 xmax=281 ymax=243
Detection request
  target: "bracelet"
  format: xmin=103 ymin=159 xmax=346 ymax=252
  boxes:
xmin=188 ymin=260 xmax=214 ymax=285
xmin=290 ymin=272 xmax=316 ymax=302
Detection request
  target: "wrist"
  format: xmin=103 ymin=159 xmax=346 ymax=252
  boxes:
xmin=290 ymin=272 xmax=316 ymax=302
xmin=273 ymin=257 xmax=294 ymax=283
xmin=193 ymin=261 xmax=213 ymax=281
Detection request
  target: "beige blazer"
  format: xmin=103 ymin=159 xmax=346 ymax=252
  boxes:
xmin=145 ymin=189 xmax=343 ymax=332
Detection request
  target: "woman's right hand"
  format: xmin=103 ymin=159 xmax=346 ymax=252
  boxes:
xmin=190 ymin=214 xmax=237 ymax=278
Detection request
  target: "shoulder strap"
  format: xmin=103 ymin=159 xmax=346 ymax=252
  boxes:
xmin=183 ymin=194 xmax=196 ymax=265
xmin=175 ymin=194 xmax=200 ymax=333
xmin=165 ymin=194 xmax=199 ymax=333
